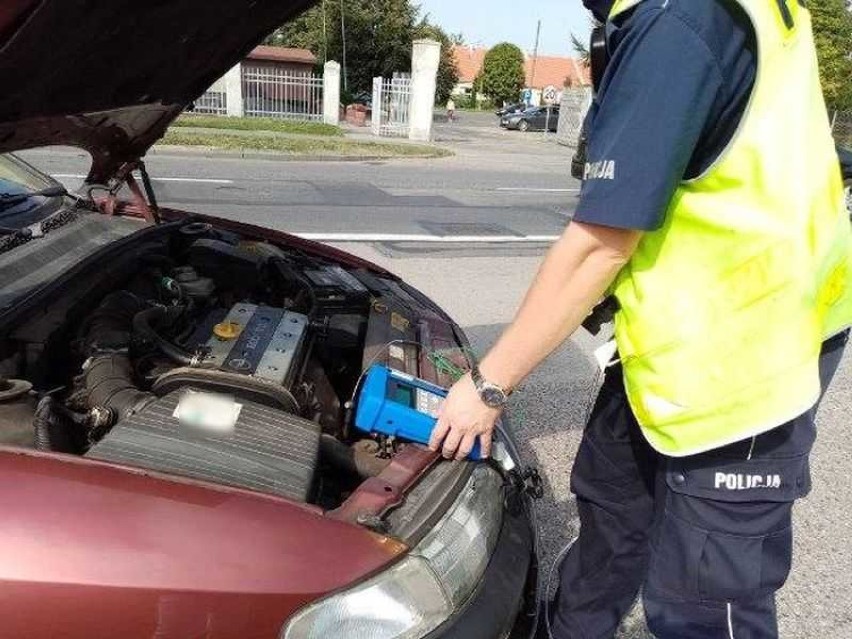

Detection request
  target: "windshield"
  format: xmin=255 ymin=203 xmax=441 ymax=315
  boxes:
xmin=0 ymin=153 xmax=63 ymax=227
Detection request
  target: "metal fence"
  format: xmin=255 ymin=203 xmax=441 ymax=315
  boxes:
xmin=832 ymin=111 xmax=852 ymax=147
xmin=241 ymin=65 xmax=324 ymax=120
xmin=191 ymin=90 xmax=228 ymax=115
xmin=371 ymin=75 xmax=412 ymax=137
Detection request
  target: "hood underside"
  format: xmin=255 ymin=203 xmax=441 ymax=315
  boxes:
xmin=0 ymin=0 xmax=316 ymax=181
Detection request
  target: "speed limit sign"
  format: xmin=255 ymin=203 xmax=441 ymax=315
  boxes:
xmin=543 ymin=85 xmax=558 ymax=104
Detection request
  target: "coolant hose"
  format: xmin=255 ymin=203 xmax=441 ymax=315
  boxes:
xmin=132 ymin=305 xmax=197 ymax=366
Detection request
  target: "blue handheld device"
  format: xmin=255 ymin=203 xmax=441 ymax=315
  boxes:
xmin=354 ymin=364 xmax=483 ymax=460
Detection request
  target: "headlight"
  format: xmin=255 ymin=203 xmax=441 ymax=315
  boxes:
xmin=282 ymin=465 xmax=504 ymax=638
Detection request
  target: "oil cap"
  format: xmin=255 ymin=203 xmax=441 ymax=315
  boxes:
xmin=213 ymin=321 xmax=242 ymax=340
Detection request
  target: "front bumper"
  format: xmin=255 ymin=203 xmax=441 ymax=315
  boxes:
xmin=425 ymin=492 xmax=538 ymax=639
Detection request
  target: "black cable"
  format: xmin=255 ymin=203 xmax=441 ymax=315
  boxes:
xmin=270 ymin=258 xmax=318 ymax=318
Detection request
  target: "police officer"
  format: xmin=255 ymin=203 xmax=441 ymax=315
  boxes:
xmin=428 ymin=0 xmax=852 ymax=637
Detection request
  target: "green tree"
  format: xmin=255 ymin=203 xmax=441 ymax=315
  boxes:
xmin=570 ymin=32 xmax=590 ymax=65
xmin=415 ymin=22 xmax=461 ymax=105
xmin=265 ymin=0 xmax=419 ymax=94
xmin=478 ymin=42 xmax=526 ymax=105
xmin=810 ymin=0 xmax=852 ymax=110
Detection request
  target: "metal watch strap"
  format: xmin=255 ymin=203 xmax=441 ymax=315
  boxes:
xmin=470 ymin=363 xmax=485 ymax=388
xmin=470 ymin=364 xmax=512 ymax=397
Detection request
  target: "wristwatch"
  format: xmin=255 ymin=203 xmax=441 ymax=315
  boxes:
xmin=470 ymin=364 xmax=512 ymax=409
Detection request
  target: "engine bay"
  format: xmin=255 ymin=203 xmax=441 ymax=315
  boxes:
xmin=0 ymin=218 xmax=469 ymax=511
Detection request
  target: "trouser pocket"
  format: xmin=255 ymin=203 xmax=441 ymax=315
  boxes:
xmin=646 ymin=416 xmax=813 ymax=602
xmin=648 ymin=491 xmax=795 ymax=601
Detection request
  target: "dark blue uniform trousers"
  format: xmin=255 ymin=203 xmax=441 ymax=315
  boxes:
xmin=550 ymin=332 xmax=847 ymax=639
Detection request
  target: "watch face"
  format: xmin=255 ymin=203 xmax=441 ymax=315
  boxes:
xmin=480 ymin=385 xmax=506 ymax=408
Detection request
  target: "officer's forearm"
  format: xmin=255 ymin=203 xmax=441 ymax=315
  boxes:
xmin=479 ymin=221 xmax=641 ymax=390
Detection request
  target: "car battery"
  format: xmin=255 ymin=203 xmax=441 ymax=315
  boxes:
xmin=362 ymin=296 xmax=419 ymax=374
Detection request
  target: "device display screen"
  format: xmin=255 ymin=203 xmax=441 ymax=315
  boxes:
xmin=390 ymin=382 xmax=416 ymax=408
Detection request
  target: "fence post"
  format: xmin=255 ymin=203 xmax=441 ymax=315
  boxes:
xmin=323 ymin=61 xmax=341 ymax=126
xmin=224 ymin=63 xmax=244 ymax=117
xmin=408 ymin=39 xmax=440 ymax=142
xmin=372 ymin=77 xmax=383 ymax=136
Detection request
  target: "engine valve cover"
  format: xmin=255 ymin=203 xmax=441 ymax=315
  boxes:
xmin=197 ymin=303 xmax=308 ymax=387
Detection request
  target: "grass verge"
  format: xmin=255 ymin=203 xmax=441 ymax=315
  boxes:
xmin=173 ymin=115 xmax=343 ymax=137
xmin=159 ymin=130 xmax=452 ymax=159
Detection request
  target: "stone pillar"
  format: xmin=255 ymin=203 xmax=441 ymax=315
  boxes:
xmin=224 ymin=63 xmax=243 ymax=117
xmin=408 ymin=39 xmax=441 ymax=142
xmin=323 ymin=61 xmax=341 ymax=126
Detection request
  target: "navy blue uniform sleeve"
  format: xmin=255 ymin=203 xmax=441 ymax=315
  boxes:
xmin=574 ymin=8 xmax=723 ymax=231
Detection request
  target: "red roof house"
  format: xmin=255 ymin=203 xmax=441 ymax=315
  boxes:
xmin=451 ymin=45 xmax=590 ymax=98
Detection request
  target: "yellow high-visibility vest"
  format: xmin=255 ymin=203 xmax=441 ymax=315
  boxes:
xmin=605 ymin=0 xmax=852 ymax=456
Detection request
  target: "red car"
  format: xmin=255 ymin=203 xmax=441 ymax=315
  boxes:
xmin=0 ymin=1 xmax=539 ymax=638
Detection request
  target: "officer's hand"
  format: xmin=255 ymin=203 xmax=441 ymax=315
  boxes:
xmin=428 ymin=373 xmax=501 ymax=460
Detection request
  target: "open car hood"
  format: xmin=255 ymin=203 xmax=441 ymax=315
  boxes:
xmin=0 ymin=0 xmax=316 ymax=182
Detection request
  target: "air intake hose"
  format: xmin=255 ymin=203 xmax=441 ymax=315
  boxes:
xmin=84 ymin=354 xmax=155 ymax=420
xmin=80 ymin=292 xmax=159 ymax=419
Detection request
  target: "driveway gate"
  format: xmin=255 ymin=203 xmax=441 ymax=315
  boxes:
xmin=371 ymin=75 xmax=412 ymax=137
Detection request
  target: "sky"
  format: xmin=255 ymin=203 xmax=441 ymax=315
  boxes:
xmin=418 ymin=0 xmax=592 ymax=57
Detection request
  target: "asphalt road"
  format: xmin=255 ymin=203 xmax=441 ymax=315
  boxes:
xmin=17 ymin=118 xmax=852 ymax=638
xmin=22 ymin=116 xmax=579 ymax=246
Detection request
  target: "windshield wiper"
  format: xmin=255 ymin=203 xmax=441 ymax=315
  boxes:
xmin=0 ymin=185 xmax=68 ymax=207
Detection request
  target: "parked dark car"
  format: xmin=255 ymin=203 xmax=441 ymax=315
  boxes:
xmin=0 ymin=1 xmax=539 ymax=638
xmin=839 ymin=144 xmax=852 ymax=211
xmin=496 ymin=102 xmax=526 ymax=118
xmin=502 ymin=106 xmax=560 ymax=132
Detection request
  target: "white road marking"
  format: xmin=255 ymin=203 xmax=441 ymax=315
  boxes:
xmin=495 ymin=187 xmax=580 ymax=193
xmin=293 ymin=233 xmax=560 ymax=243
xmin=51 ymin=174 xmax=233 ymax=185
